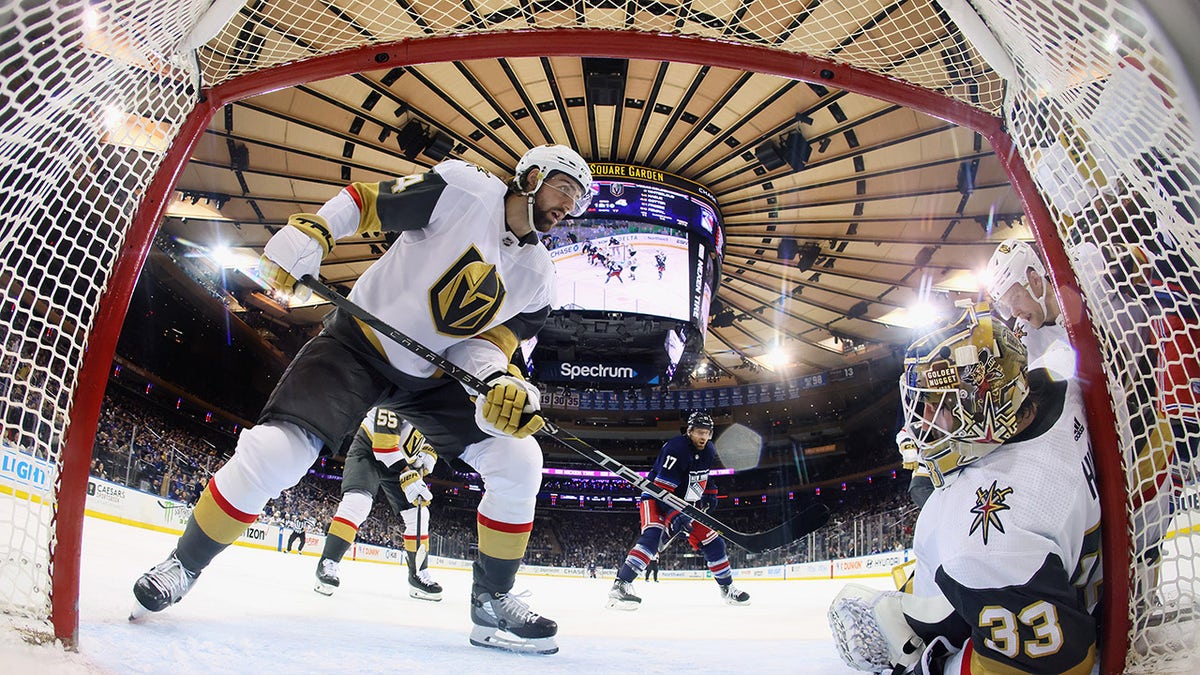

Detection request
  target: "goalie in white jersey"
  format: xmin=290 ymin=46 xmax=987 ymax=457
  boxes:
xmin=829 ymin=305 xmax=1101 ymax=674
xmin=131 ymin=144 xmax=593 ymax=656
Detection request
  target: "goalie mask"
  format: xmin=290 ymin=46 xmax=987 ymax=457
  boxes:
xmin=900 ymin=305 xmax=1030 ymax=487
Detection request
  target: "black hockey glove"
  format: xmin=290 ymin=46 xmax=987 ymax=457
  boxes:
xmin=665 ymin=510 xmax=693 ymax=537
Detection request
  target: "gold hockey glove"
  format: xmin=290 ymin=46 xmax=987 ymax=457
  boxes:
xmin=475 ymin=365 xmax=545 ymax=438
xmin=398 ymin=469 xmax=432 ymax=506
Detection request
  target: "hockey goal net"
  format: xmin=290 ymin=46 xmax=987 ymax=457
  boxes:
xmin=1 ymin=0 xmax=1196 ymax=671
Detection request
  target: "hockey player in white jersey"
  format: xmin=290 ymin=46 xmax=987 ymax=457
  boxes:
xmin=985 ymin=239 xmax=1077 ymax=381
xmin=131 ymin=144 xmax=592 ymax=656
xmin=987 ymin=238 xmax=1176 ymax=610
xmin=829 ymin=305 xmax=1101 ymax=674
xmin=313 ymin=407 xmax=442 ymax=601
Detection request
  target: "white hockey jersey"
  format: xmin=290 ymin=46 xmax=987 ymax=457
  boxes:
xmin=317 ymin=160 xmax=555 ymax=377
xmin=358 ymin=407 xmax=428 ymax=470
xmin=1014 ymin=320 xmax=1076 ymax=381
xmin=907 ymin=376 xmax=1102 ymax=674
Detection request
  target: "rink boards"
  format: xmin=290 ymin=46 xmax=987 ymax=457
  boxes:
xmin=6 ymin=470 xmax=1200 ymax=590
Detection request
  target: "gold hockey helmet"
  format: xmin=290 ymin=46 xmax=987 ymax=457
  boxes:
xmin=899 ymin=304 xmax=1030 ymax=487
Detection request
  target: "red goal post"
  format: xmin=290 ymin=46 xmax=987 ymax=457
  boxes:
xmin=1 ymin=3 xmax=1196 ymax=673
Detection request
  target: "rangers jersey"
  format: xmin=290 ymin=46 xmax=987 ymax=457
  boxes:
xmin=317 ymin=160 xmax=555 ymax=377
xmin=648 ymin=434 xmax=716 ymax=504
xmin=908 ymin=374 xmax=1102 ymax=674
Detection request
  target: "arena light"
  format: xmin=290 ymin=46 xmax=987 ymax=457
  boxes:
xmin=760 ymin=344 xmax=790 ymax=370
xmin=931 ymin=269 xmax=981 ymax=293
xmin=204 ymin=244 xmax=259 ymax=272
xmin=874 ymin=302 xmax=947 ymax=329
xmin=165 ymin=191 xmax=230 ymax=221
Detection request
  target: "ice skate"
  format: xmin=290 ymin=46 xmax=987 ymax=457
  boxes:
xmin=606 ymin=579 xmax=642 ymax=610
xmin=129 ymin=551 xmax=199 ymax=620
xmin=1142 ymin=591 xmax=1199 ymax=627
xmin=720 ymin=583 xmax=751 ymax=605
xmin=409 ymin=567 xmax=443 ymax=602
xmin=469 ymin=589 xmax=558 ymax=654
xmin=313 ymin=558 xmax=340 ymax=596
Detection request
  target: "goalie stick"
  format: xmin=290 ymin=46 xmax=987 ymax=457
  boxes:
xmin=299 ymin=276 xmax=829 ymax=552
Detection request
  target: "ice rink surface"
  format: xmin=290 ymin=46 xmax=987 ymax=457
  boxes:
xmin=552 ymin=242 xmax=690 ymax=320
xmin=1 ymin=517 xmax=878 ymax=674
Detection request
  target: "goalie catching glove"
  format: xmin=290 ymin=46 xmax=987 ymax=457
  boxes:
xmin=398 ymin=469 xmax=432 ymax=506
xmin=828 ymin=583 xmax=925 ymax=672
xmin=258 ymin=213 xmax=335 ymax=301
xmin=474 ymin=364 xmax=545 ymax=438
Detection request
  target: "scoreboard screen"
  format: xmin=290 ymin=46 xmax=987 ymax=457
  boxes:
xmin=587 ymin=169 xmax=720 ymax=238
xmin=543 ymin=164 xmax=723 ymax=329
xmin=531 ymin=164 xmax=724 ymax=386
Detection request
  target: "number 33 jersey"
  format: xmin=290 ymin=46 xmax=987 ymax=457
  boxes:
xmin=909 ymin=375 xmax=1102 ymax=674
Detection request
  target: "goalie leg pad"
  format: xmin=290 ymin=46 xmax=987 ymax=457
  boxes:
xmin=828 ymin=583 xmax=925 ymax=672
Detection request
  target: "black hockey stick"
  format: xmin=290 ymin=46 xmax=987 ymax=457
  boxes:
xmin=299 ymin=276 xmax=828 ymax=552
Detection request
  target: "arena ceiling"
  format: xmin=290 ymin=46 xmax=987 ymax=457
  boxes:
xmin=153 ymin=1 xmax=1035 ymax=385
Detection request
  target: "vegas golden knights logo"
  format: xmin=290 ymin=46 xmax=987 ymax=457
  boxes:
xmin=429 ymin=246 xmax=505 ymax=336
xmin=403 ymin=427 xmax=425 ymax=458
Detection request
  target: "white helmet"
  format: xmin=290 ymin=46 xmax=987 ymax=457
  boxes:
xmin=513 ymin=144 xmax=593 ymax=217
xmin=985 ymin=238 xmax=1047 ymax=320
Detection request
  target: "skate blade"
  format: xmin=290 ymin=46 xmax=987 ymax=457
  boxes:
xmin=1143 ymin=596 xmax=1199 ymax=627
xmin=128 ymin=601 xmax=153 ymax=622
xmin=469 ymin=625 xmax=558 ymax=654
xmin=605 ymin=598 xmax=641 ymax=611
xmin=408 ymin=588 xmax=443 ymax=602
xmin=724 ymin=598 xmax=752 ymax=606
xmin=313 ymin=581 xmax=336 ymax=596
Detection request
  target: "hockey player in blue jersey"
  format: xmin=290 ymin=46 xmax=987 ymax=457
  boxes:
xmin=607 ymin=411 xmax=750 ymax=609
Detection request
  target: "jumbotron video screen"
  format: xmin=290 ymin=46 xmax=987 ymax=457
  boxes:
xmin=529 ymin=164 xmax=724 ymax=386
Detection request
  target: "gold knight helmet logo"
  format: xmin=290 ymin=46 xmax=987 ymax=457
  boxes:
xmin=429 ymin=245 xmax=506 ymax=336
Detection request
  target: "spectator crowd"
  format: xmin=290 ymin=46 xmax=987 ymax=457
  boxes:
xmin=85 ymin=386 xmax=918 ymax=570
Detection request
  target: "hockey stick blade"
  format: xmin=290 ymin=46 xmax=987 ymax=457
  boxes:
xmin=298 ymin=276 xmax=825 ymax=553
xmin=725 ymin=502 xmax=830 ymax=552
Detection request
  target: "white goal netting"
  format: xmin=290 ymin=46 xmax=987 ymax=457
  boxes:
xmin=1 ymin=0 xmax=206 ymax=634
xmin=1 ymin=1 xmax=1196 ymax=670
